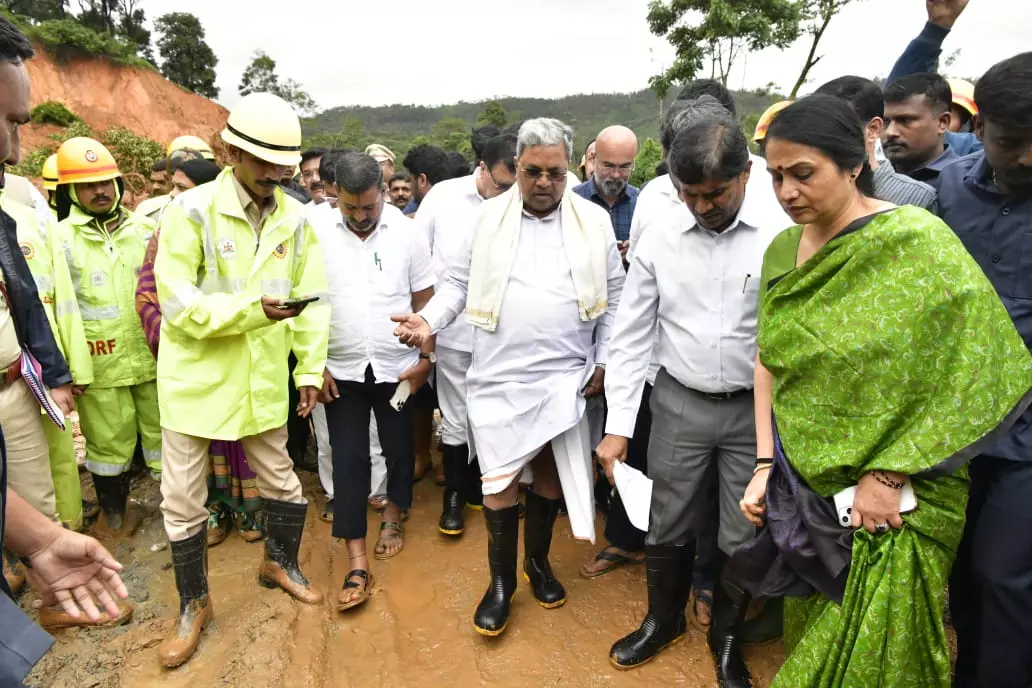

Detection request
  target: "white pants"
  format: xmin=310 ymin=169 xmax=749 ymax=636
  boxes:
xmin=481 ymin=414 xmax=595 ymax=543
xmin=312 ymin=403 xmax=386 ymax=500
xmin=436 ymin=346 xmax=472 ymax=450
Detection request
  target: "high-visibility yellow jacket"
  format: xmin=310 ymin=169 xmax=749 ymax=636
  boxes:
xmin=154 ymin=169 xmax=329 ymax=441
xmin=57 ymin=205 xmax=156 ymax=388
xmin=0 ymin=195 xmax=93 ymax=386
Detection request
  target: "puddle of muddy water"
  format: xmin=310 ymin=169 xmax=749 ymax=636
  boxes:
xmin=25 ymin=466 xmax=786 ymax=688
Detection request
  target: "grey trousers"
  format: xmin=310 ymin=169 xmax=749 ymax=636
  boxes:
xmin=646 ymin=368 xmax=756 ymax=554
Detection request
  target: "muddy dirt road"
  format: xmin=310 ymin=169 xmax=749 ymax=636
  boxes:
xmin=25 ymin=467 xmax=786 ymax=688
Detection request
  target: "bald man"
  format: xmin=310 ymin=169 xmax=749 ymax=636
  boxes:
xmin=573 ymin=126 xmax=639 ymax=260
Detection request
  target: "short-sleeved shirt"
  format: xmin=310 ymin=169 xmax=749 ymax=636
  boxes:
xmin=311 ymin=203 xmax=435 ymax=383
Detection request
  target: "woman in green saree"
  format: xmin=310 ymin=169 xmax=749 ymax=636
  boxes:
xmin=734 ymin=95 xmax=1032 ymax=688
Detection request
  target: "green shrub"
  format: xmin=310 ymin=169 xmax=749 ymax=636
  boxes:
xmin=8 ymin=146 xmax=54 ymax=178
xmin=16 ymin=16 xmax=153 ymax=70
xmin=30 ymin=100 xmax=80 ymax=127
xmin=99 ymin=127 xmax=163 ymax=195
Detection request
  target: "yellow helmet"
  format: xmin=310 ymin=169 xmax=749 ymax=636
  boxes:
xmin=753 ymin=100 xmax=794 ymax=143
xmin=168 ymin=135 xmax=215 ymax=160
xmin=946 ymin=78 xmax=978 ymax=118
xmin=41 ymin=153 xmax=59 ymax=191
xmin=56 ymin=137 xmax=120 ymax=185
xmin=220 ymin=92 xmax=302 ymax=167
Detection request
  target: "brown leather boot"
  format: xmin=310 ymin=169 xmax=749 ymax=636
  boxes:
xmin=159 ymin=530 xmax=212 ymax=669
xmin=257 ymin=499 xmax=324 ymax=605
xmin=40 ymin=603 xmax=134 ymax=631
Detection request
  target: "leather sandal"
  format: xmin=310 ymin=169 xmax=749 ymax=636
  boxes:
xmin=691 ymin=587 xmax=714 ymax=632
xmin=374 ymin=522 xmax=404 ymax=560
xmin=39 ymin=603 xmax=134 ymax=631
xmin=580 ymin=546 xmax=645 ymax=579
xmin=336 ymin=569 xmax=375 ymax=611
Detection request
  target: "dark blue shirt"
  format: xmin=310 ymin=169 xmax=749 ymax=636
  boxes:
xmin=938 ymin=152 xmax=1032 ymax=462
xmin=908 ymin=145 xmax=959 ymax=189
xmin=887 ymin=21 xmax=982 ymax=157
xmin=572 ymin=179 xmax=639 ymax=242
xmin=402 ymin=198 xmax=420 ymax=215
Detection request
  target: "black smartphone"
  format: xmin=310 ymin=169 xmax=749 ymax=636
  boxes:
xmin=277 ymin=296 xmax=320 ymax=309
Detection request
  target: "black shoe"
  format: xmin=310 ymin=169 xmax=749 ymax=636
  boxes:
xmin=609 ymin=542 xmax=695 ymax=669
xmin=462 ymin=450 xmax=484 ymax=509
xmin=522 ymin=490 xmax=566 ymax=608
xmin=257 ymin=499 xmax=323 ymax=605
xmin=439 ymin=445 xmax=466 ymax=536
xmin=473 ymin=504 xmax=520 ymax=636
xmin=91 ymin=473 xmax=130 ymax=536
xmin=739 ymin=597 xmax=783 ymax=646
xmin=708 ymin=557 xmax=753 ymax=688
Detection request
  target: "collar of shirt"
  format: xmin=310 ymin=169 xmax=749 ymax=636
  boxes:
xmin=912 ymin=144 xmax=960 ymax=180
xmin=230 ymin=172 xmax=277 ymax=230
xmin=468 ymin=169 xmax=487 ymax=202
xmin=963 ymin=152 xmax=1006 ymax=195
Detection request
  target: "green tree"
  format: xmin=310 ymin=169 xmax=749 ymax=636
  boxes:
xmin=630 ymin=137 xmax=663 ymax=188
xmin=431 ymin=117 xmax=471 ymax=155
xmin=647 ymin=0 xmax=802 ymax=98
xmin=239 ymin=50 xmax=318 ymax=116
xmin=477 ymin=101 xmax=508 ymax=127
xmin=789 ymin=0 xmax=861 ymax=97
xmin=117 ymin=6 xmax=152 ymax=62
xmin=154 ymin=12 xmax=218 ymax=98
xmin=1 ymin=0 xmax=67 ymax=21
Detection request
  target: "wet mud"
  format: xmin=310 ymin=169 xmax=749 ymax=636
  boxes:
xmin=25 ymin=465 xmax=786 ymax=687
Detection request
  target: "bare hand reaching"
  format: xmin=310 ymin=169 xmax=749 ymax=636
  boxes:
xmin=927 ymin=0 xmax=969 ymax=29
xmin=391 ymin=313 xmax=432 ymax=348
xmin=25 ymin=529 xmax=128 ymax=622
xmin=595 ymin=434 xmax=629 ymax=486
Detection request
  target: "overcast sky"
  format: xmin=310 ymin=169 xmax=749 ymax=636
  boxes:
xmin=144 ymin=0 xmax=1024 ymax=111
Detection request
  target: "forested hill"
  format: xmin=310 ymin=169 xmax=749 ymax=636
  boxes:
xmin=301 ymin=88 xmax=783 ymax=159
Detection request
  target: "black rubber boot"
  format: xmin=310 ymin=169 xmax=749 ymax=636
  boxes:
xmin=462 ymin=449 xmax=484 ymax=509
xmin=739 ymin=597 xmax=783 ymax=645
xmin=609 ymin=541 xmax=695 ymax=669
xmin=91 ymin=473 xmax=131 ymax=536
xmin=522 ymin=490 xmax=566 ymax=608
xmin=257 ymin=499 xmax=323 ymax=604
xmin=439 ymin=445 xmax=466 ymax=536
xmin=709 ymin=555 xmax=753 ymax=688
xmin=159 ymin=529 xmax=212 ymax=668
xmin=473 ymin=504 xmax=520 ymax=636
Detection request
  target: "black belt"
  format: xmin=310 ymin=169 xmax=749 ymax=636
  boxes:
xmin=685 ymin=386 xmax=753 ymax=402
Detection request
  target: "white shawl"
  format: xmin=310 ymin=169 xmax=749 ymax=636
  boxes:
xmin=464 ymin=188 xmax=609 ymax=331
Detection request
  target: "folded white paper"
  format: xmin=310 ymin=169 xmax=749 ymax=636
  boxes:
xmin=613 ymin=462 xmax=652 ymax=531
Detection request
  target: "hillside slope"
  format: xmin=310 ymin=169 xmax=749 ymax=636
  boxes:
xmin=22 ymin=44 xmax=228 ymax=154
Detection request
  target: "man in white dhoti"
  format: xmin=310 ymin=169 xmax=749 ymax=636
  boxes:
xmin=393 ymin=118 xmax=625 ymax=637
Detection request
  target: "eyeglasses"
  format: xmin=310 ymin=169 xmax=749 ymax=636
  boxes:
xmin=487 ymin=169 xmax=513 ymax=193
xmin=519 ymin=165 xmax=567 ymax=182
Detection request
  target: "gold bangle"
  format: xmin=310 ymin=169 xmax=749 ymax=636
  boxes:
xmin=753 ymin=463 xmax=772 ymax=475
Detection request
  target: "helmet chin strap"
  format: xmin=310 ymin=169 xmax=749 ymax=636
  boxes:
xmin=71 ymin=183 xmax=123 ymax=224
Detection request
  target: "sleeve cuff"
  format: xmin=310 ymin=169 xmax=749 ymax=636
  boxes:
xmin=293 ymin=373 xmax=323 ymax=389
xmin=419 ymin=300 xmax=447 ymax=334
xmin=604 ymin=408 xmax=638 ymax=438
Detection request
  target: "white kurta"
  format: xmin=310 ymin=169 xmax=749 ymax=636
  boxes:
xmin=421 ymin=201 xmax=625 ymax=542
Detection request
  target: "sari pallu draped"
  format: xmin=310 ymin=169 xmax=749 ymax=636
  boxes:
xmin=730 ymin=207 xmax=1032 ymax=688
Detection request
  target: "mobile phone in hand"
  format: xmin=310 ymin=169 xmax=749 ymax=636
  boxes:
xmin=277 ymin=295 xmax=320 ymax=310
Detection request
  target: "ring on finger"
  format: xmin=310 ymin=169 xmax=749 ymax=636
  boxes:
xmin=874 ymin=522 xmax=889 ymax=534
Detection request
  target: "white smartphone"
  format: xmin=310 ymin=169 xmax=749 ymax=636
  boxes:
xmin=832 ymin=480 xmax=917 ymax=528
xmin=389 ymin=380 xmax=411 ymax=412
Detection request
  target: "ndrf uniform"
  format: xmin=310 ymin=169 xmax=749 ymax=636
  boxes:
xmin=1 ymin=192 xmax=91 ymax=527
xmin=58 ymin=204 xmax=161 ymax=477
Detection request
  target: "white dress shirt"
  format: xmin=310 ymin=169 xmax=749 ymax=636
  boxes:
xmin=604 ymin=172 xmax=790 ymax=438
xmin=420 ymin=200 xmax=625 ymax=468
xmin=413 ymin=172 xmax=485 ymax=353
xmin=312 ymin=202 xmax=435 ymax=383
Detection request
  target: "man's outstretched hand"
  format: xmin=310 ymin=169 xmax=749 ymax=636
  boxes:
xmin=927 ymin=0 xmax=969 ymax=29
xmin=25 ymin=529 xmax=128 ymax=622
xmin=391 ymin=313 xmax=432 ymax=348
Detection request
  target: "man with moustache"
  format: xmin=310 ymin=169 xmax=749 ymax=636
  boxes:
xmin=314 ymin=152 xmax=435 ymax=610
xmin=597 ymin=97 xmax=789 ymax=685
xmin=388 ymin=172 xmax=412 ymax=209
xmin=882 ymin=73 xmax=958 ymax=188
xmin=574 ymin=126 xmax=639 ymax=261
xmin=937 ymin=52 xmax=1032 ymax=688
xmin=154 ymin=92 xmax=329 ymax=668
xmin=393 ymin=118 xmax=625 ymax=637
xmin=413 ymin=133 xmax=518 ymax=537
xmin=300 ymin=147 xmax=328 ymax=205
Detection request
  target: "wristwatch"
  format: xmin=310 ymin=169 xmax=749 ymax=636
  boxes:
xmin=419 ymin=351 xmax=437 ymax=364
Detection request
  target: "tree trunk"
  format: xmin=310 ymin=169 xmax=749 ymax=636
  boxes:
xmin=790 ymin=12 xmax=833 ymax=98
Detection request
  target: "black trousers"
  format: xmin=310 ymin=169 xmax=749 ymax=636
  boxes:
xmin=604 ymin=383 xmax=651 ymax=552
xmin=286 ymin=353 xmax=311 ymax=463
xmin=950 ymin=455 xmax=1032 ymax=688
xmin=326 ymin=366 xmax=415 ymax=540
